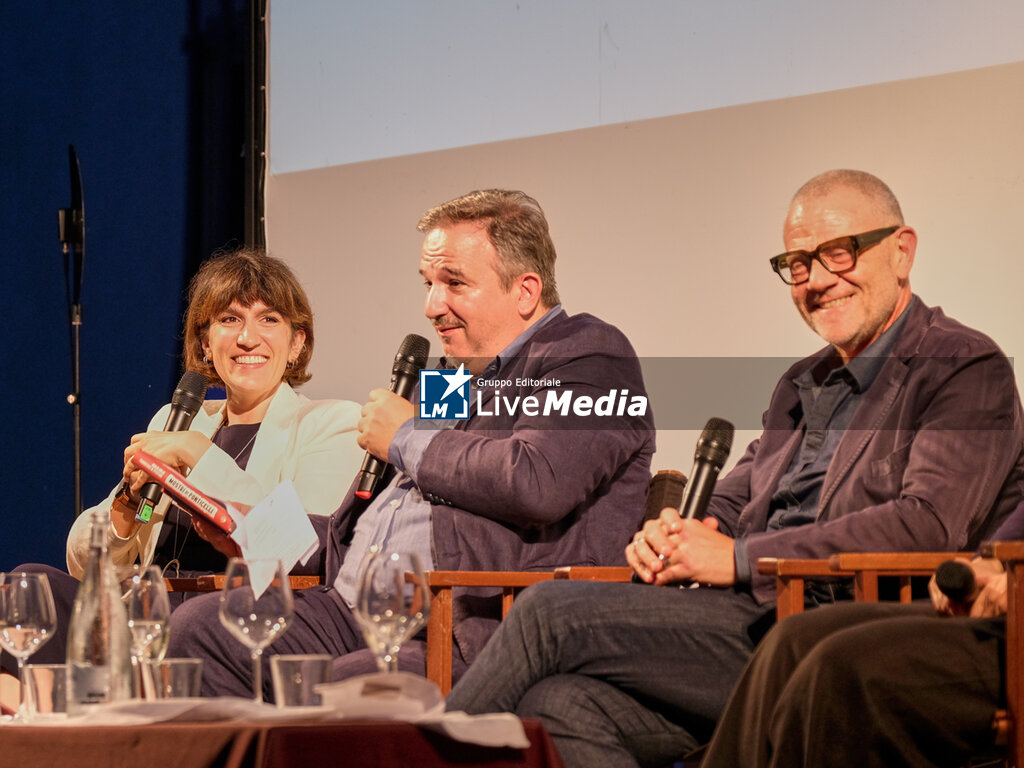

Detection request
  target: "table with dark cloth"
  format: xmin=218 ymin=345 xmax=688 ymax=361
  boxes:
xmin=0 ymin=717 xmax=564 ymax=768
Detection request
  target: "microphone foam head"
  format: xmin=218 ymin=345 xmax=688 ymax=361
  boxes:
xmin=394 ymin=334 xmax=431 ymax=376
xmin=935 ymin=560 xmax=975 ymax=603
xmin=172 ymin=370 xmax=208 ymax=413
xmin=696 ymin=417 xmax=734 ymax=468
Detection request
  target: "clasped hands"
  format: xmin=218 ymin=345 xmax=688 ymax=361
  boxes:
xmin=626 ymin=507 xmax=737 ymax=587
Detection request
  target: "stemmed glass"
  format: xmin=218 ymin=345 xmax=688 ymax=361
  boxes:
xmin=123 ymin=565 xmax=171 ymax=699
xmin=353 ymin=548 xmax=431 ymax=673
xmin=218 ymin=558 xmax=293 ymax=703
xmin=0 ymin=572 xmax=58 ymax=718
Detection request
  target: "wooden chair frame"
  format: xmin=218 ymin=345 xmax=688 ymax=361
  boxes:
xmin=424 ymin=571 xmax=555 ymax=694
xmin=422 ymin=566 xmax=635 ymax=694
xmin=164 ymin=574 xmax=321 ymax=593
xmin=982 ymin=541 xmax=1024 ymax=766
xmin=756 ymin=552 xmax=961 ymax=621
xmin=422 ymin=470 xmax=682 ymax=694
xmin=759 ymin=547 xmax=1023 ymax=768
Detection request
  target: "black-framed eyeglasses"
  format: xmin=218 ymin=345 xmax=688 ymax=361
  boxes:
xmin=769 ymin=226 xmax=900 ymax=286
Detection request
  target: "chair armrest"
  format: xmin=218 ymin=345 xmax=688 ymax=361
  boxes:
xmin=827 ymin=552 xmax=966 ymax=571
xmin=553 ymin=566 xmax=633 ymax=582
xmin=757 ymin=553 xmax=968 ymax=619
xmin=756 ymin=558 xmax=837 ymax=577
xmin=828 ymin=552 xmax=966 ymax=602
xmin=980 ymin=541 xmax=1024 ymax=562
xmin=425 ymin=571 xmax=555 ymax=589
xmin=164 ymin=574 xmax=321 ymax=593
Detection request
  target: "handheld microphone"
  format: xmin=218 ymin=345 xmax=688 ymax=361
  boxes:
xmin=935 ymin=559 xmax=977 ymax=604
xmin=679 ymin=418 xmax=734 ymax=520
xmin=135 ymin=370 xmax=208 ymax=523
xmin=354 ymin=334 xmax=431 ymax=500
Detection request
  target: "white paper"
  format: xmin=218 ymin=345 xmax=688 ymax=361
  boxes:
xmin=316 ymin=672 xmax=529 ymax=749
xmin=417 ymin=710 xmax=530 ymax=749
xmin=229 ymin=480 xmax=319 ymax=583
xmin=316 ymin=671 xmax=442 ymax=720
xmin=9 ymin=697 xmax=333 ymax=726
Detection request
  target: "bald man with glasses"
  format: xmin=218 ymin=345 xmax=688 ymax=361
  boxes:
xmin=444 ymin=169 xmax=1024 ymax=768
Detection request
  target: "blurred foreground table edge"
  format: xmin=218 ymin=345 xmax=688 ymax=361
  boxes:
xmin=0 ymin=716 xmax=565 ymax=768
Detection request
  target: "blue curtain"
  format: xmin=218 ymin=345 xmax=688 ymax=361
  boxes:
xmin=0 ymin=1 xmax=250 ymax=568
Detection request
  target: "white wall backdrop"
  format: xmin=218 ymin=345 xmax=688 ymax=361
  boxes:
xmin=265 ymin=2 xmax=1024 ymax=473
xmin=268 ymin=0 xmax=1024 ymax=171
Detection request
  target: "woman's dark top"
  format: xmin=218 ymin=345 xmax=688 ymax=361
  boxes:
xmin=153 ymin=421 xmax=260 ymax=577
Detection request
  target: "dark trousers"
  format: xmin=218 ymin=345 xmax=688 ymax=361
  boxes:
xmin=1 ymin=566 xmax=432 ymax=700
xmin=700 ymin=601 xmax=1005 ymax=768
xmin=0 ymin=564 xmax=79 ymax=674
xmin=446 ymin=579 xmax=774 ymax=768
xmin=0 ymin=563 xmax=249 ymax=677
xmin=166 ymin=586 xmax=430 ymax=700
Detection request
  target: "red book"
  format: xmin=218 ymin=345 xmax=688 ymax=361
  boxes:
xmin=130 ymin=450 xmax=237 ymax=534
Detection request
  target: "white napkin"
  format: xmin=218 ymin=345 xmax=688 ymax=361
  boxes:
xmin=32 ymin=697 xmax=332 ymax=726
xmin=316 ymin=672 xmax=529 ymax=748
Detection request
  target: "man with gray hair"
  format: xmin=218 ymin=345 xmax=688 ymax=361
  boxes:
xmin=445 ymin=171 xmax=1024 ymax=768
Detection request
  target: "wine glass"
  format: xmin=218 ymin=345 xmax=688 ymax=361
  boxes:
xmin=123 ymin=565 xmax=171 ymax=699
xmin=353 ymin=548 xmax=430 ymax=673
xmin=218 ymin=558 xmax=293 ymax=702
xmin=0 ymin=572 xmax=58 ymax=718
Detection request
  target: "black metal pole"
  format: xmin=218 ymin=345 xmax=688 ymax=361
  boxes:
xmin=245 ymin=0 xmax=267 ymax=249
xmin=58 ymin=144 xmax=85 ymax=519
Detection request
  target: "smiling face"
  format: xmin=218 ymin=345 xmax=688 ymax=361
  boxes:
xmin=202 ymin=300 xmax=306 ymax=422
xmin=784 ymin=185 xmax=915 ymax=363
xmin=420 ymin=221 xmax=541 ymax=376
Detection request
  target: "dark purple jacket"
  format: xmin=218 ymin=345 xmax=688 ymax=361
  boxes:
xmin=325 ymin=309 xmax=655 ymax=662
xmin=988 ymin=501 xmax=1024 ymax=542
xmin=709 ymin=298 xmax=1024 ymax=604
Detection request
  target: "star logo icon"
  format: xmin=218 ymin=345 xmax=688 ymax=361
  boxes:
xmin=418 ymin=364 xmax=472 ymax=420
xmin=439 ymin=363 xmax=472 ymax=401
